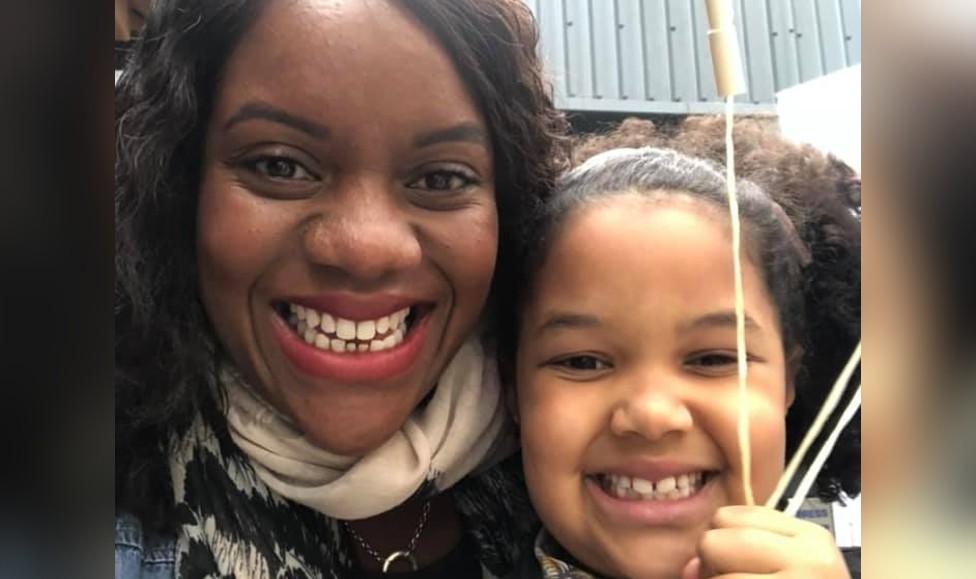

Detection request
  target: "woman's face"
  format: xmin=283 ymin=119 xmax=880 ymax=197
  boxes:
xmin=517 ymin=195 xmax=791 ymax=578
xmin=197 ymin=0 xmax=497 ymax=455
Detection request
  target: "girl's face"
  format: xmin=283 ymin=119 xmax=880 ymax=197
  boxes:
xmin=517 ymin=195 xmax=792 ymax=578
xmin=197 ymin=0 xmax=497 ymax=455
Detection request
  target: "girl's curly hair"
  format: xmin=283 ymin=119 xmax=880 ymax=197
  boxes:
xmin=115 ymin=0 xmax=569 ymax=531
xmin=504 ymin=116 xmax=860 ymax=503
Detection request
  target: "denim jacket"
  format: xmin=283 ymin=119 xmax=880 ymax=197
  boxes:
xmin=115 ymin=513 xmax=176 ymax=579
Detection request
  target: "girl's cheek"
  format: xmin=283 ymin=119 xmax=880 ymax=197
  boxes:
xmin=519 ymin=380 xmax=581 ymax=454
xmin=748 ymin=397 xmax=790 ymax=503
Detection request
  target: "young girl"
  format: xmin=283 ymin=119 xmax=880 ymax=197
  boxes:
xmin=501 ymin=147 xmax=859 ymax=578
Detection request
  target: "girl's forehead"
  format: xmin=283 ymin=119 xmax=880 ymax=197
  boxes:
xmin=584 ymin=189 xmax=727 ymax=220
xmin=526 ymin=194 xmax=777 ymax=327
xmin=557 ymin=191 xmax=732 ymax=250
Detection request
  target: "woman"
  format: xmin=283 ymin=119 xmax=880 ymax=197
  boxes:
xmin=115 ymin=0 xmax=567 ymax=577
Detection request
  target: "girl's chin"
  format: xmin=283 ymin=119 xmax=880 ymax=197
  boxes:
xmin=602 ymin=540 xmax=698 ymax=579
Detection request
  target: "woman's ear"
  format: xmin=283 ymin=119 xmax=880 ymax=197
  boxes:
xmin=496 ymin=345 xmax=521 ymax=424
xmin=505 ymin=383 xmax=520 ymax=425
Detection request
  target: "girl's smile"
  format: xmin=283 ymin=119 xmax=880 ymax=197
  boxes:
xmin=583 ymin=463 xmax=722 ymax=527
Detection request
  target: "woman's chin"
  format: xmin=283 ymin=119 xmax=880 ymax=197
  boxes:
xmin=298 ymin=415 xmax=406 ymax=456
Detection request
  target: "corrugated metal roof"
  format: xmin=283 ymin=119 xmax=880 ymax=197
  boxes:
xmin=522 ymin=0 xmax=861 ymax=114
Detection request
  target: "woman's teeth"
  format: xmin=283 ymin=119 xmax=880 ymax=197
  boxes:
xmin=287 ymin=304 xmax=410 ymax=354
xmin=598 ymin=472 xmax=707 ymax=501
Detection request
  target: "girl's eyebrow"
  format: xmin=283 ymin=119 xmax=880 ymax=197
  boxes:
xmin=534 ymin=311 xmax=602 ymax=337
xmin=682 ymin=310 xmax=763 ymax=333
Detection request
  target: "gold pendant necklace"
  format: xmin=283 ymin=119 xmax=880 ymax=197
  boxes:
xmin=343 ymin=500 xmax=432 ymax=573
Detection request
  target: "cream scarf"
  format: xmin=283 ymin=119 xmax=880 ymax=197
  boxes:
xmin=223 ymin=337 xmax=511 ymax=520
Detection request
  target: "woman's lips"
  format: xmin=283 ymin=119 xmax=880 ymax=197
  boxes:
xmin=584 ymin=471 xmax=718 ymax=527
xmin=283 ymin=292 xmax=421 ymax=321
xmin=271 ymin=306 xmax=431 ymax=383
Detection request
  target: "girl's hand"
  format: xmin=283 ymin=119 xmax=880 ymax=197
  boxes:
xmin=680 ymin=505 xmax=851 ymax=579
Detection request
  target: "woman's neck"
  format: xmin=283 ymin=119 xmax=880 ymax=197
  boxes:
xmin=344 ymin=492 xmax=463 ymax=572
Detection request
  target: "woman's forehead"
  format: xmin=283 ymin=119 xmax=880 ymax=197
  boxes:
xmin=211 ymin=0 xmax=486 ymax=139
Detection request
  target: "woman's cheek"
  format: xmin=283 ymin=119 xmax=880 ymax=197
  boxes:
xmin=196 ymin=178 xmax=289 ymax=361
xmin=421 ymin=202 xmax=498 ymax=310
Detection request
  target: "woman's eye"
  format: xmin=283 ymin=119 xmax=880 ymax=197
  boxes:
xmin=549 ymin=355 xmax=612 ymax=372
xmin=245 ymin=156 xmax=316 ymax=181
xmin=407 ymin=169 xmax=477 ymax=192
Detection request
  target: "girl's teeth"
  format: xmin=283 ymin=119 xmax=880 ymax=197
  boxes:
xmin=656 ymin=476 xmax=676 ymax=493
xmin=330 ymin=339 xmax=345 ymax=353
xmin=632 ymin=478 xmax=654 ymax=493
xmin=602 ymin=472 xmax=707 ymax=501
xmin=615 ymin=476 xmax=631 ymax=493
xmin=377 ymin=315 xmax=390 ymax=334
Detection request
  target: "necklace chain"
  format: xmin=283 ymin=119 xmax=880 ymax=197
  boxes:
xmin=343 ymin=500 xmax=432 ymax=568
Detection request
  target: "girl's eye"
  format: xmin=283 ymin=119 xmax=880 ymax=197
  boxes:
xmin=244 ymin=156 xmax=317 ymax=181
xmin=685 ymin=351 xmax=740 ymax=375
xmin=549 ymin=355 xmax=612 ymax=372
xmin=407 ymin=169 xmax=477 ymax=192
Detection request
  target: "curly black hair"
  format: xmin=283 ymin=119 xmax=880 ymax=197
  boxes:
xmin=497 ymin=117 xmax=860 ymax=504
xmin=115 ymin=0 xmax=569 ymax=531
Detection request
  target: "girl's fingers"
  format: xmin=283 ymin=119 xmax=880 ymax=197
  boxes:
xmin=697 ymin=527 xmax=794 ymax=575
xmin=680 ymin=556 xmax=701 ymax=579
xmin=696 ymin=507 xmax=850 ymax=579
xmin=711 ymin=505 xmax=812 ymax=537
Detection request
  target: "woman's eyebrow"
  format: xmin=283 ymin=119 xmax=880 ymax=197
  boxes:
xmin=534 ymin=311 xmax=602 ymax=338
xmin=223 ymin=101 xmax=330 ymax=139
xmin=413 ymin=122 xmax=489 ymax=150
xmin=682 ymin=310 xmax=763 ymax=333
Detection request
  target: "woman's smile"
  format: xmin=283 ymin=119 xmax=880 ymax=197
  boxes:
xmin=270 ymin=292 xmax=437 ymax=383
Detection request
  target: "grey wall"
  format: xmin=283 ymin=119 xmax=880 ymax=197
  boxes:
xmin=522 ymin=0 xmax=861 ymax=114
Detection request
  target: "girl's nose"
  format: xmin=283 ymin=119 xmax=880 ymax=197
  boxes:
xmin=609 ymin=381 xmax=694 ymax=442
xmin=301 ymin=177 xmax=422 ymax=281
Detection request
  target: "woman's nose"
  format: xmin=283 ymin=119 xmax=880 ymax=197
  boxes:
xmin=301 ymin=177 xmax=422 ymax=281
xmin=609 ymin=380 xmax=694 ymax=442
